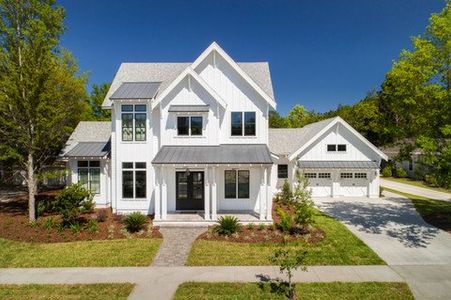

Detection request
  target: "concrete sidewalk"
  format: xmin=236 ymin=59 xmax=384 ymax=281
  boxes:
xmin=380 ymin=178 xmax=451 ymax=201
xmin=0 ymin=266 xmax=403 ymax=299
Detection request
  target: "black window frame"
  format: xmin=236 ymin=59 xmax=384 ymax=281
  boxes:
xmin=177 ymin=116 xmax=203 ymax=136
xmin=231 ymin=111 xmax=256 ymax=136
xmin=77 ymin=160 xmax=101 ymax=194
xmin=277 ymin=164 xmax=288 ymax=179
xmin=121 ymin=104 xmax=147 ymax=142
xmin=122 ymin=162 xmax=147 ymax=199
xmin=327 ymin=144 xmax=336 ymax=152
xmin=337 ymin=144 xmax=347 ymax=152
xmin=224 ymin=169 xmax=250 ymax=199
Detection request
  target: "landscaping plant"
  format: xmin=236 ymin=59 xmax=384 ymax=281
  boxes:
xmin=122 ymin=212 xmax=147 ymax=233
xmin=214 ymin=216 xmax=241 ymax=236
xmin=85 ymin=219 xmax=99 ymax=233
xmin=276 ymin=208 xmax=295 ymax=233
xmin=395 ymin=167 xmax=408 ymax=178
xmin=54 ymin=183 xmax=94 ymax=225
xmin=381 ymin=166 xmax=392 ymax=177
xmin=279 ymin=179 xmax=293 ymax=204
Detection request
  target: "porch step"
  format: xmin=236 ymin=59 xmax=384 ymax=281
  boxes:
xmin=153 ymin=220 xmax=273 ymax=228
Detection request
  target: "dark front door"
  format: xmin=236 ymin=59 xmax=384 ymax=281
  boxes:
xmin=176 ymin=171 xmax=204 ymax=211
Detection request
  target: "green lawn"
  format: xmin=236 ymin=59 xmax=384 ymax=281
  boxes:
xmin=187 ymin=211 xmax=384 ymax=266
xmin=0 ymin=283 xmax=134 ymax=300
xmin=0 ymin=238 xmax=162 ymax=267
xmin=174 ymin=282 xmax=414 ymax=300
xmin=383 ymin=187 xmax=451 ymax=231
xmin=383 ymin=177 xmax=451 ymax=193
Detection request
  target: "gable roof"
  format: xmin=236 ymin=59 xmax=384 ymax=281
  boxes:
xmin=102 ymin=61 xmax=275 ymax=108
xmin=269 ymin=117 xmax=388 ymax=161
xmin=61 ymin=121 xmax=111 ymax=157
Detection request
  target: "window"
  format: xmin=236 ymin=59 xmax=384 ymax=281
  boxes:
xmin=318 ymin=173 xmax=331 ymax=179
xmin=327 ymin=144 xmax=336 ymax=152
xmin=340 ymin=173 xmax=353 ymax=179
xmin=122 ymin=162 xmax=147 ymax=198
xmin=354 ymin=172 xmax=367 ymax=179
xmin=277 ymin=164 xmax=288 ymax=179
xmin=177 ymin=116 xmax=203 ymax=136
xmin=121 ymin=104 xmax=147 ymax=141
xmin=77 ymin=161 xmax=101 ymax=194
xmin=304 ymin=173 xmax=317 ymax=178
xmin=224 ymin=170 xmax=250 ymax=199
xmin=231 ymin=112 xmax=256 ymax=136
xmin=337 ymin=144 xmax=347 ymax=152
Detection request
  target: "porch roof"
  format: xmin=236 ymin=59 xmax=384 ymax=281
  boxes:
xmin=298 ymin=160 xmax=378 ymax=169
xmin=64 ymin=141 xmax=111 ymax=158
xmin=152 ymin=144 xmax=273 ymax=165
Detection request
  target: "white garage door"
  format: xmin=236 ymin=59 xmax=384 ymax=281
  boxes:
xmin=306 ymin=172 xmax=332 ymax=197
xmin=339 ymin=172 xmax=368 ymax=197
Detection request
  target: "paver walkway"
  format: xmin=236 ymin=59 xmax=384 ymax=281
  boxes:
xmin=380 ymin=178 xmax=451 ymax=201
xmin=152 ymin=227 xmax=206 ymax=266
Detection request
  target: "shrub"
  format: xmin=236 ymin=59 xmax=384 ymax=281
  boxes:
xmin=276 ymin=208 xmax=295 ymax=233
xmin=279 ymin=179 xmax=293 ymax=203
xmin=43 ymin=217 xmax=56 ymax=230
xmin=70 ymin=223 xmax=81 ymax=233
xmin=122 ymin=212 xmax=147 ymax=233
xmin=425 ymin=174 xmax=438 ymax=187
xmin=381 ymin=166 xmax=392 ymax=177
xmin=292 ymin=171 xmax=314 ymax=226
xmin=54 ymin=183 xmax=94 ymax=225
xmin=246 ymin=223 xmax=255 ymax=230
xmin=395 ymin=167 xmax=408 ymax=178
xmin=85 ymin=219 xmax=98 ymax=233
xmin=214 ymin=216 xmax=241 ymax=236
xmin=257 ymin=224 xmax=266 ymax=231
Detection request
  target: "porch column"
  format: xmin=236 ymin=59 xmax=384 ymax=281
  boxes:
xmin=161 ymin=167 xmax=167 ymax=220
xmin=211 ymin=166 xmax=217 ymax=220
xmin=259 ymin=167 xmax=266 ymax=220
xmin=204 ymin=167 xmax=211 ymax=220
xmin=266 ymin=166 xmax=272 ymax=220
xmin=154 ymin=167 xmax=161 ymax=220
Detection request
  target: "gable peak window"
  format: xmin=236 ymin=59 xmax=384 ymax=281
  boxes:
xmin=121 ymin=104 xmax=147 ymax=142
xmin=327 ymin=144 xmax=347 ymax=152
xmin=231 ymin=111 xmax=256 ymax=136
xmin=327 ymin=144 xmax=336 ymax=152
xmin=337 ymin=144 xmax=347 ymax=152
xmin=177 ymin=116 xmax=203 ymax=136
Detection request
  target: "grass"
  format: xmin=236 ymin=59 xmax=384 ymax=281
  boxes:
xmin=383 ymin=187 xmax=451 ymax=231
xmin=187 ymin=210 xmax=384 ymax=266
xmin=174 ymin=282 xmax=414 ymax=300
xmin=383 ymin=177 xmax=451 ymax=193
xmin=0 ymin=283 xmax=134 ymax=299
xmin=0 ymin=238 xmax=162 ymax=267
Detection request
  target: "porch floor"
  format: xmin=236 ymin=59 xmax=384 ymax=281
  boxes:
xmin=153 ymin=211 xmax=272 ymax=227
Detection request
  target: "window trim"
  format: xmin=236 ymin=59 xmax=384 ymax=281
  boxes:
xmin=231 ymin=111 xmax=256 ymax=137
xmin=177 ymin=115 xmax=203 ymax=136
xmin=224 ymin=169 xmax=250 ymax=199
xmin=77 ymin=160 xmax=101 ymax=194
xmin=121 ymin=104 xmax=147 ymax=142
xmin=122 ymin=162 xmax=147 ymax=199
xmin=277 ymin=164 xmax=288 ymax=179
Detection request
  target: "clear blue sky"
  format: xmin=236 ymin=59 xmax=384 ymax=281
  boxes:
xmin=59 ymin=0 xmax=445 ymax=115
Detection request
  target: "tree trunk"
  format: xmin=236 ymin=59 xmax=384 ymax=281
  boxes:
xmin=27 ymin=153 xmax=36 ymax=222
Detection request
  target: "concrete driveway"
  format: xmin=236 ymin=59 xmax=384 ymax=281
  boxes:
xmin=314 ymin=192 xmax=451 ymax=266
xmin=380 ymin=178 xmax=451 ymax=201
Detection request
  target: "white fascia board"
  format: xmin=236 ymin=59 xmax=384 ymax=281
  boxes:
xmin=288 ymin=117 xmax=388 ymax=161
xmin=151 ymin=67 xmax=227 ymax=110
xmin=191 ymin=42 xmax=277 ymax=109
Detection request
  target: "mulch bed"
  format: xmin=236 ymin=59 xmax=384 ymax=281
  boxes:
xmin=423 ymin=212 xmax=451 ymax=233
xmin=197 ymin=201 xmax=325 ymax=244
xmin=0 ymin=190 xmax=162 ymax=243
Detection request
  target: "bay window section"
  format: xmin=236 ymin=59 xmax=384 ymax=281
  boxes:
xmin=122 ymin=162 xmax=147 ymax=199
xmin=121 ymin=104 xmax=147 ymax=142
xmin=224 ymin=170 xmax=250 ymax=199
xmin=77 ymin=161 xmax=101 ymax=194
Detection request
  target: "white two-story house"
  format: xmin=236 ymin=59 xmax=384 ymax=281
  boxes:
xmin=62 ymin=42 xmax=387 ymax=225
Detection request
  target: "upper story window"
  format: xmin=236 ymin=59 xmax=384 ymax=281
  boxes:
xmin=277 ymin=164 xmax=288 ymax=179
xmin=121 ymin=104 xmax=146 ymax=142
xmin=231 ymin=112 xmax=256 ymax=136
xmin=177 ymin=116 xmax=202 ymax=136
xmin=337 ymin=144 xmax=347 ymax=152
xmin=78 ymin=160 xmax=100 ymax=194
xmin=327 ymin=144 xmax=347 ymax=152
xmin=327 ymin=144 xmax=336 ymax=152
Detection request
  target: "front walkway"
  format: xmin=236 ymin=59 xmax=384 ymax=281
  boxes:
xmin=314 ymin=193 xmax=451 ymax=265
xmin=380 ymin=178 xmax=451 ymax=201
xmin=152 ymin=227 xmax=206 ymax=266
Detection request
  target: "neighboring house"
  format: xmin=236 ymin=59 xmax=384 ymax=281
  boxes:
xmin=61 ymin=42 xmax=387 ymax=224
xmin=380 ymin=139 xmax=423 ymax=178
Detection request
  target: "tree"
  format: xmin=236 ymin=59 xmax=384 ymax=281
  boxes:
xmin=86 ymin=83 xmax=111 ymax=121
xmin=286 ymin=104 xmax=322 ymax=128
xmin=269 ymin=110 xmax=288 ymax=128
xmin=379 ymin=1 xmax=450 ymax=141
xmin=0 ymin=0 xmax=88 ymax=222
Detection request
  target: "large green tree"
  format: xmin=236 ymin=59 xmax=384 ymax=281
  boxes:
xmin=0 ymin=0 xmax=88 ymax=221
xmin=86 ymin=83 xmax=111 ymax=121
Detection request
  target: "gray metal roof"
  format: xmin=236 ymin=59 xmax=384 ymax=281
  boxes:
xmin=298 ymin=161 xmax=379 ymax=169
xmin=61 ymin=121 xmax=111 ymax=157
xmin=268 ymin=118 xmax=337 ymax=156
xmin=102 ymin=62 xmax=275 ymax=107
xmin=152 ymin=144 xmax=273 ymax=165
xmin=110 ymin=82 xmax=161 ymax=99
xmin=64 ymin=141 xmax=111 ymax=158
xmin=168 ymin=105 xmax=210 ymax=112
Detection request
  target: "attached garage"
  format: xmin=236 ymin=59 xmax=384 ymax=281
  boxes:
xmin=298 ymin=161 xmax=379 ymax=198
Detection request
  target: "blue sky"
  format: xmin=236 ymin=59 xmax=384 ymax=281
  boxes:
xmin=59 ymin=0 xmax=445 ymax=115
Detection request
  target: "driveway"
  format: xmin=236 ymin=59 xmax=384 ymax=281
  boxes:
xmin=380 ymin=178 xmax=451 ymax=201
xmin=314 ymin=192 xmax=451 ymax=266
